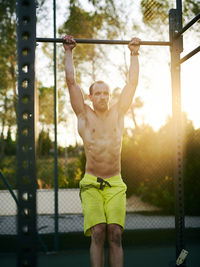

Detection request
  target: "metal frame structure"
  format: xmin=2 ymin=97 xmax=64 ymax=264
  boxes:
xmin=169 ymin=5 xmax=185 ymax=266
xmin=170 ymin=2 xmax=200 ymax=265
xmin=16 ymin=0 xmax=200 ymax=266
xmin=53 ymin=0 xmax=59 ymax=252
xmin=16 ymin=1 xmax=37 ymax=267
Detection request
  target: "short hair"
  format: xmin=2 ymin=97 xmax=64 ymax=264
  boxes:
xmin=89 ymin=80 xmax=109 ymax=95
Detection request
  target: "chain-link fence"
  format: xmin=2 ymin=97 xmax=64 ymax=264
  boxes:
xmin=0 ymin=0 xmax=200 ymax=255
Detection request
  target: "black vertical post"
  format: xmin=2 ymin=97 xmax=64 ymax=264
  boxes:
xmin=176 ymin=0 xmax=183 ymax=28
xmin=169 ymin=2 xmax=185 ymax=266
xmin=16 ymin=0 xmax=37 ymax=266
xmin=53 ymin=0 xmax=59 ymax=251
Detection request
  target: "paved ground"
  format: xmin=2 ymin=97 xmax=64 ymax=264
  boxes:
xmin=1 ymin=242 xmax=200 ymax=267
xmin=1 ymin=189 xmax=200 ymax=266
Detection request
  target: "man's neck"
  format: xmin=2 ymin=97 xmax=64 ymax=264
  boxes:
xmin=94 ymin=108 xmax=109 ymax=119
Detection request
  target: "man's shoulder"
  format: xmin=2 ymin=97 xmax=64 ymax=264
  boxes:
xmin=76 ymin=103 xmax=93 ymax=119
xmin=110 ymin=102 xmax=125 ymax=117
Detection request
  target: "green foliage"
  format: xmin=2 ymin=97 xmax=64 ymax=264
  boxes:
xmin=141 ymin=0 xmax=200 ymax=26
xmin=0 ymin=0 xmax=17 ymax=161
xmin=36 ymin=152 xmax=85 ymax=189
xmin=183 ymin=0 xmax=200 ymax=18
xmin=4 ymin=128 xmax=16 ymax=156
xmin=0 ymin=0 xmax=16 ymax=88
xmin=37 ymin=130 xmax=53 ymax=156
xmin=58 ymin=3 xmax=102 ymax=83
xmin=36 ymin=135 xmax=85 ymax=189
xmin=0 ymin=156 xmax=17 ymax=190
xmin=141 ymin=0 xmax=170 ymax=25
xmin=60 ymin=0 xmax=119 ymax=39
xmin=184 ymin=128 xmax=200 ymax=215
xmin=122 ymin=115 xmax=200 ymax=215
xmin=38 ymin=84 xmax=67 ymax=127
xmin=38 ymin=85 xmax=54 ymax=126
xmin=58 ymin=0 xmax=120 ymax=83
xmin=36 ymin=157 xmax=54 ymax=188
xmin=60 ymin=4 xmax=103 ymax=38
xmin=0 ymin=128 xmax=16 ymax=165
xmin=121 ymin=123 xmax=174 ymax=211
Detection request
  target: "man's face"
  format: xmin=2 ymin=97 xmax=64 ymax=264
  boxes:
xmin=90 ymin=83 xmax=110 ymax=112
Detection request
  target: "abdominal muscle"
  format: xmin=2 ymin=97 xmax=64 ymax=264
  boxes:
xmin=78 ymin=106 xmax=124 ymax=179
xmin=84 ymin=135 xmax=122 ymax=178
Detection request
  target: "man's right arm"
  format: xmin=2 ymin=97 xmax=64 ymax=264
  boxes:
xmin=63 ymin=35 xmax=85 ymax=116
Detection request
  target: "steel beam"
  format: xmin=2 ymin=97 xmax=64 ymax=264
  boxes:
xmin=175 ymin=13 xmax=200 ymax=39
xmin=36 ymin=37 xmax=171 ymax=46
xmin=169 ymin=6 xmax=186 ymax=267
xmin=180 ymin=45 xmax=200 ymax=64
xmin=53 ymin=0 xmax=59 ymax=252
xmin=16 ymin=0 xmax=37 ymax=266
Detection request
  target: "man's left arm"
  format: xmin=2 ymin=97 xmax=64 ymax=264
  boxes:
xmin=118 ymin=37 xmax=140 ymax=114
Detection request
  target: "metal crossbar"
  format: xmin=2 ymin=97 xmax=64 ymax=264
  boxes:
xmin=175 ymin=12 xmax=200 ymax=38
xmin=180 ymin=45 xmax=200 ymax=64
xmin=36 ymin=37 xmax=171 ymax=46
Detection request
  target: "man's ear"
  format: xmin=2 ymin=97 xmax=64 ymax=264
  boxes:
xmin=88 ymin=94 xmax=92 ymax=102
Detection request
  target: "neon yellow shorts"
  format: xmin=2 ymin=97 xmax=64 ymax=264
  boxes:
xmin=79 ymin=173 xmax=127 ymax=236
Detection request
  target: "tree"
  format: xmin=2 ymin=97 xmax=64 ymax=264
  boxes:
xmin=38 ymin=83 xmax=67 ymax=128
xmin=58 ymin=1 xmax=119 ymax=84
xmin=0 ymin=1 xmax=48 ymax=160
xmin=0 ymin=88 xmax=16 ymax=160
xmin=37 ymin=129 xmax=53 ymax=156
xmin=0 ymin=0 xmax=17 ymax=160
xmin=141 ymin=0 xmax=200 ymax=27
xmin=4 ymin=128 xmax=16 ymax=156
xmin=0 ymin=0 xmax=17 ymax=110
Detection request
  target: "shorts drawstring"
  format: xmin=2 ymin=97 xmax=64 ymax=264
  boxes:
xmin=97 ymin=177 xmax=112 ymax=190
xmin=80 ymin=177 xmax=112 ymax=200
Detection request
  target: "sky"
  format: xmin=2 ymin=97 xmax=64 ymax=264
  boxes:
xmin=36 ymin=0 xmax=200 ymax=146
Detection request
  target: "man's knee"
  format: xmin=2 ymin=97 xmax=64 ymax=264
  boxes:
xmin=107 ymin=224 xmax=122 ymax=247
xmin=91 ymin=223 xmax=106 ymax=245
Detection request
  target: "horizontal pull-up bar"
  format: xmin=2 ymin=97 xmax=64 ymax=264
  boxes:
xmin=175 ymin=12 xmax=200 ymax=39
xmin=180 ymin=45 xmax=200 ymax=64
xmin=36 ymin=37 xmax=171 ymax=46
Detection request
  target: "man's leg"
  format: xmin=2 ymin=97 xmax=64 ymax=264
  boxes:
xmin=90 ymin=223 xmax=106 ymax=267
xmin=107 ymin=224 xmax=123 ymax=267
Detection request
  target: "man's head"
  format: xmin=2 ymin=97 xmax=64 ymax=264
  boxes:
xmin=89 ymin=81 xmax=110 ymax=112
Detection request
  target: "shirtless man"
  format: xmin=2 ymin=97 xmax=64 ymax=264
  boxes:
xmin=63 ymin=35 xmax=140 ymax=267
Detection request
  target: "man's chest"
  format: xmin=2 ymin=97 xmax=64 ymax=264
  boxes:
xmin=78 ymin=110 xmax=124 ymax=140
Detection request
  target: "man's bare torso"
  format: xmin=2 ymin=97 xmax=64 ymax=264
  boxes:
xmin=78 ymin=104 xmax=124 ymax=178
